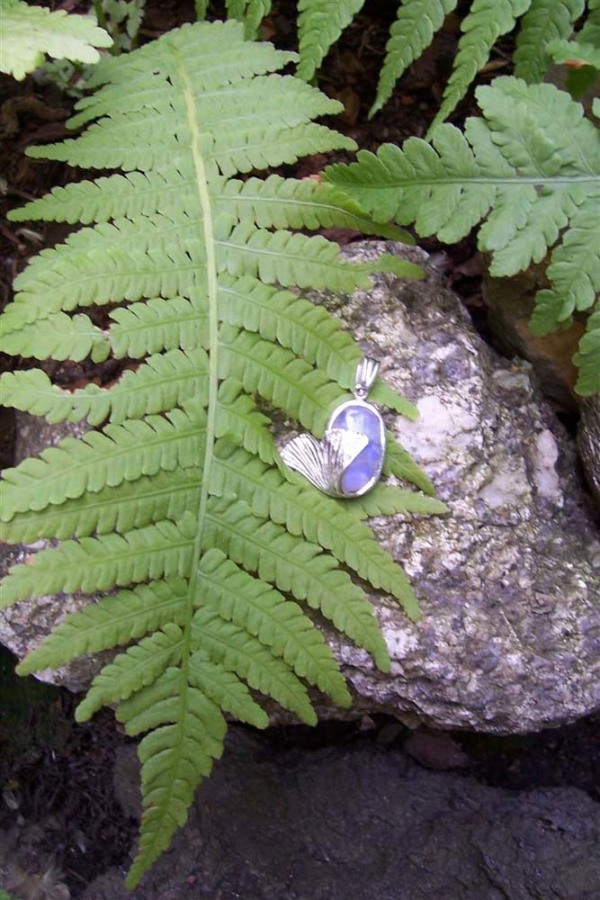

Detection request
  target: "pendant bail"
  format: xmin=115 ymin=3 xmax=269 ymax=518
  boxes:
xmin=354 ymin=357 xmax=379 ymax=400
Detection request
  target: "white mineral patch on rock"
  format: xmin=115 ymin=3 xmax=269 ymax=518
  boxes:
xmin=478 ymin=459 xmax=530 ymax=509
xmin=532 ymin=428 xmax=562 ymax=504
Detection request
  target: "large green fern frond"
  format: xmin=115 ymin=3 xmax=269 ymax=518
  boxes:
xmin=0 ymin=20 xmax=438 ymax=887
xmin=325 ymin=76 xmax=600 ymax=394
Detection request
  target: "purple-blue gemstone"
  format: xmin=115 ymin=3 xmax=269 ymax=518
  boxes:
xmin=329 ymin=403 xmax=385 ymax=495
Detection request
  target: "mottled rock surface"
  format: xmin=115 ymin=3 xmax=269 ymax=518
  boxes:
xmin=324 ymin=243 xmax=600 ymax=733
xmin=1 ymin=242 xmax=599 ymax=731
xmin=579 ymin=396 xmax=600 ymax=508
xmin=81 ymin=727 xmax=600 ymax=900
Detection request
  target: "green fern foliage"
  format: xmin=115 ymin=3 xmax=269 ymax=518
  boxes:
xmin=225 ymin=0 xmax=273 ymax=39
xmin=513 ymin=0 xmax=586 ymax=83
xmin=371 ymin=0 xmax=458 ymax=117
xmin=429 ymin=0 xmax=531 ymax=131
xmin=1 ymin=0 xmax=112 ymax=81
xmin=0 ymin=20 xmax=437 ymax=887
xmin=325 ymin=76 xmax=600 ymax=393
xmin=574 ymin=304 xmax=600 ymax=395
xmin=192 ymin=1 xmax=597 ymax=119
xmin=296 ymin=0 xmax=366 ymax=82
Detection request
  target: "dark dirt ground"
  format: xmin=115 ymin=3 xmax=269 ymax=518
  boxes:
xmin=1 ymin=1 xmax=599 ymax=898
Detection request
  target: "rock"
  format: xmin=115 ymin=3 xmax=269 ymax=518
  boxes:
xmin=403 ymin=728 xmax=470 ymax=770
xmin=81 ymin=727 xmax=600 ymax=900
xmin=481 ymin=263 xmax=584 ymax=413
xmin=1 ymin=242 xmax=599 ymax=732
xmin=323 ymin=242 xmax=600 ymax=733
xmin=579 ymin=396 xmax=600 ymax=508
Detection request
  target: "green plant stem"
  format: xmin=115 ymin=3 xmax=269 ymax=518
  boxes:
xmin=92 ymin=0 xmax=108 ymax=31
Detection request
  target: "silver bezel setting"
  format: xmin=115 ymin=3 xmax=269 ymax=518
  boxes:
xmin=325 ymin=397 xmax=386 ymax=498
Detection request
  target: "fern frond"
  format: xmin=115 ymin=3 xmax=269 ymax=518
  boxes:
xmin=580 ymin=0 xmax=600 ymax=45
xmin=529 ymin=202 xmax=600 ymax=331
xmin=430 ymin=0 xmax=531 ymax=131
xmin=0 ymin=21 xmax=436 ymax=886
xmin=10 ymin=171 xmax=410 ymax=241
xmin=573 ymin=305 xmax=600 ymax=395
xmin=213 ymin=440 xmax=421 ymax=616
xmin=225 ymin=0 xmax=272 ymax=39
xmin=351 ymin=483 xmax=448 ymax=518
xmin=371 ymin=0 xmax=458 ymax=118
xmin=1 ymin=0 xmax=112 ymax=81
xmin=0 ymin=312 xmax=109 ymax=363
xmin=109 ymin=297 xmax=206 ymax=358
xmin=221 ymin=328 xmax=339 ymax=433
xmin=9 ymin=171 xmax=186 ymax=226
xmin=548 ymin=37 xmax=600 ymax=70
xmin=123 ymin=677 xmax=227 ymax=888
xmin=217 ymin=176 xmax=411 ymax=239
xmin=188 ymin=652 xmax=269 ymax=728
xmin=296 ymin=0 xmax=366 ymax=82
xmin=326 ymin=77 xmax=600 ymax=391
xmin=0 ymin=470 xmax=200 ymax=544
xmin=514 ymin=0 xmax=586 ymax=83
xmin=385 ymin=439 xmax=437 ymax=495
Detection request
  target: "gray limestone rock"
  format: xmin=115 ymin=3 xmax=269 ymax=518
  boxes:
xmin=1 ymin=242 xmax=599 ymax=732
xmin=81 ymin=727 xmax=600 ymax=900
xmin=579 ymin=396 xmax=600 ymax=508
xmin=323 ymin=243 xmax=600 ymax=733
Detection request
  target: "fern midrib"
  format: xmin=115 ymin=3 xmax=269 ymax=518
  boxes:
xmin=343 ymin=174 xmax=599 ymax=189
xmin=177 ymin=57 xmax=221 ymax=739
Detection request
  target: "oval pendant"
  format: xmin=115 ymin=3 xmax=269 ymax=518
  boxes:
xmin=279 ymin=358 xmax=386 ymax=498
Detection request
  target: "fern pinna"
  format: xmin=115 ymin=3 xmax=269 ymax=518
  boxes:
xmin=0 ymin=21 xmax=442 ymax=887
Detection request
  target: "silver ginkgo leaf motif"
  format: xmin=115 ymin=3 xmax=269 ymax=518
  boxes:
xmin=279 ymin=358 xmax=386 ymax=498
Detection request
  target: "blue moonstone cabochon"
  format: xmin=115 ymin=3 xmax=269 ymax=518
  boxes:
xmin=328 ymin=400 xmax=385 ymax=496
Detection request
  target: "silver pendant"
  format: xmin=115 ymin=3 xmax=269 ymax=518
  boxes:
xmin=280 ymin=358 xmax=385 ymax=498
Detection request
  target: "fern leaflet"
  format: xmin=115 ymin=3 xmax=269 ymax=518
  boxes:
xmin=430 ymin=0 xmax=531 ymax=132
xmin=296 ymin=0 xmax=366 ymax=82
xmin=513 ymin=0 xmax=586 ymax=83
xmin=573 ymin=304 xmax=600 ymax=395
xmin=371 ymin=0 xmax=458 ymax=117
xmin=1 ymin=0 xmax=112 ymax=81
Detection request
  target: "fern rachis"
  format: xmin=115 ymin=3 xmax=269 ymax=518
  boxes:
xmin=0 ymin=20 xmax=443 ymax=888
